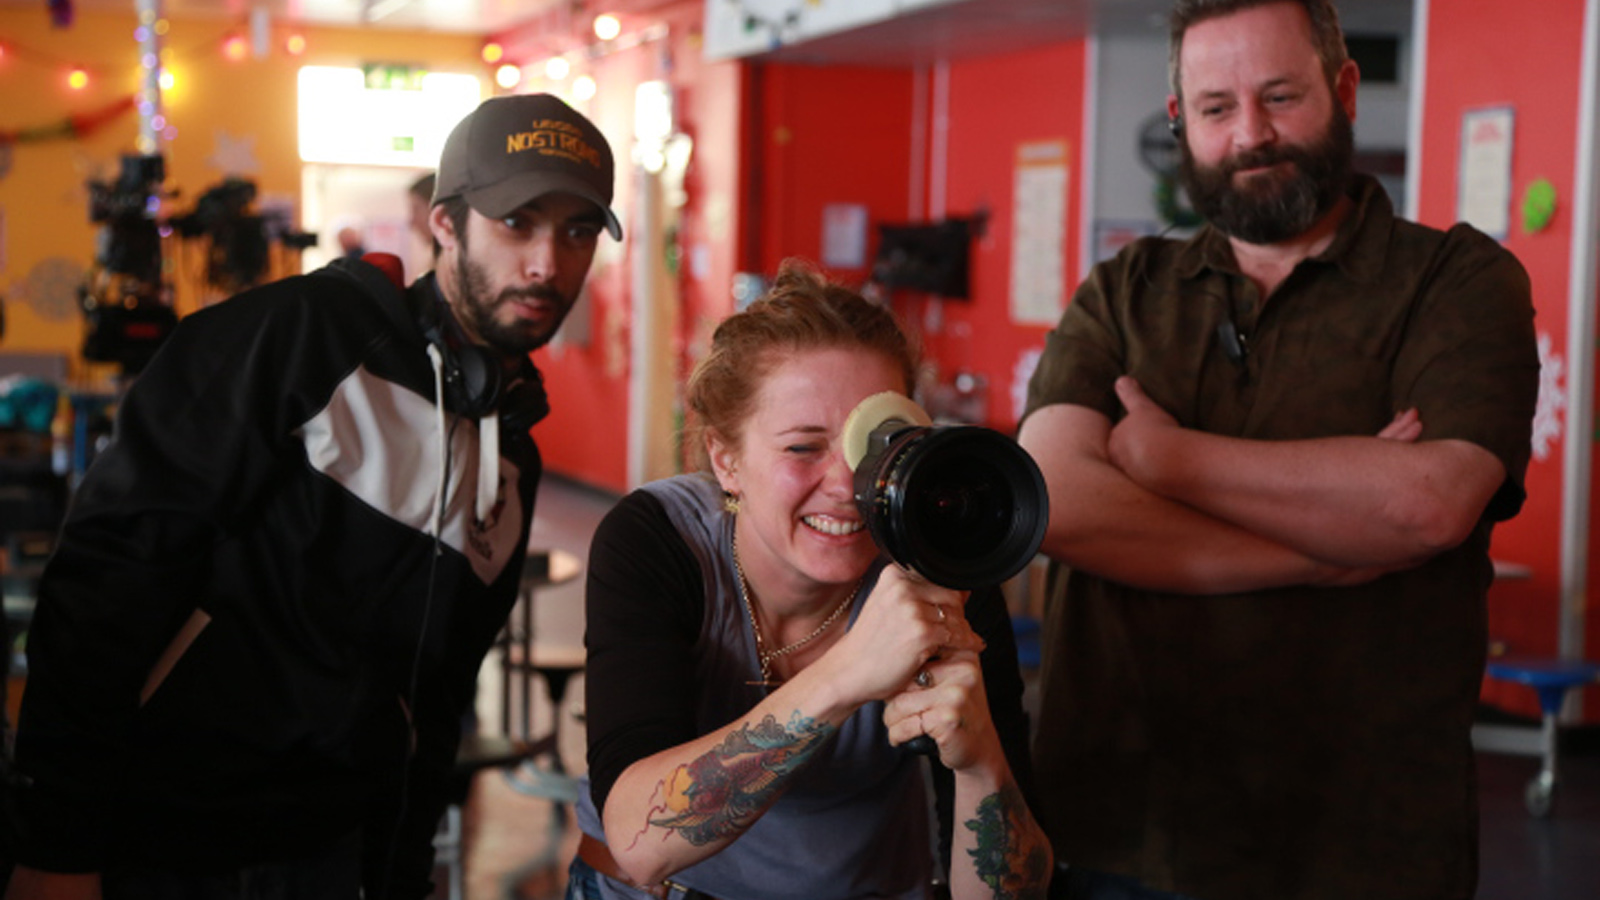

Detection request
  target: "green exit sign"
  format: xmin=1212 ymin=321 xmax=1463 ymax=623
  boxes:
xmin=362 ymin=64 xmax=427 ymax=91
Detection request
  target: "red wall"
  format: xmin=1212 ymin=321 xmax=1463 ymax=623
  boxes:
xmin=754 ymin=64 xmax=916 ymax=280
xmin=1417 ymin=0 xmax=1589 ymax=717
xmin=755 ymin=43 xmax=1087 ymax=434
xmin=929 ymin=43 xmax=1087 ymax=432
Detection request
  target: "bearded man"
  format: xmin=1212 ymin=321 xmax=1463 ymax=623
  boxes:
xmin=6 ymin=93 xmax=620 ymax=900
xmin=1018 ymin=2 xmax=1540 ymax=899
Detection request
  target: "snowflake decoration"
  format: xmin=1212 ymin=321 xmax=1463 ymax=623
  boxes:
xmin=207 ymin=129 xmax=260 ymax=177
xmin=1011 ymin=345 xmax=1043 ymax=423
xmin=1531 ymin=330 xmax=1565 ymax=462
xmin=20 ymin=256 xmax=86 ymax=321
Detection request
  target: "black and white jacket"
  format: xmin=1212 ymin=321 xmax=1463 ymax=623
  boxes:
xmin=10 ymin=261 xmax=542 ymax=897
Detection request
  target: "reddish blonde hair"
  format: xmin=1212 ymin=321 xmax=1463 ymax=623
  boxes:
xmin=684 ymin=259 xmax=920 ymax=469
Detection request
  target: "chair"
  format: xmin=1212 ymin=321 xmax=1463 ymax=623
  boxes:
xmin=1479 ymin=656 xmax=1600 ymax=816
xmin=432 ymin=549 xmax=585 ymax=898
xmin=433 ymin=734 xmax=542 ymax=900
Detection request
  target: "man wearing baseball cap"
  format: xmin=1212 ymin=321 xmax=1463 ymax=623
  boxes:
xmin=6 ymin=92 xmax=620 ymax=900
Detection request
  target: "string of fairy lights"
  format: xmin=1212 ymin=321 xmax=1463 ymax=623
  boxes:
xmin=0 ymin=8 xmax=311 ymax=152
xmin=478 ymin=11 xmax=669 ymax=97
xmin=1 ymin=4 xmax=682 ymax=148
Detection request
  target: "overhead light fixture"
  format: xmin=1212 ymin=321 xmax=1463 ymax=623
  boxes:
xmin=572 ymin=74 xmax=596 ymax=101
xmin=495 ymin=64 xmax=522 ymax=89
xmin=545 ymin=56 xmax=570 ymax=80
xmin=594 ymin=14 xmax=621 ymax=42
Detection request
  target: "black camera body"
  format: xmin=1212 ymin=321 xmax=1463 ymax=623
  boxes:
xmin=87 ymin=154 xmax=166 ymax=285
xmin=81 ymin=154 xmax=177 ymax=373
xmin=847 ymin=393 xmax=1048 ymax=590
xmin=169 ymin=177 xmax=318 ymax=294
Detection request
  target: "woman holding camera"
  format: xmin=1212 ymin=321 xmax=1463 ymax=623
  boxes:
xmin=568 ymin=260 xmax=1051 ymax=899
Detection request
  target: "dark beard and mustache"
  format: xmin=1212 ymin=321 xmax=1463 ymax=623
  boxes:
xmin=1178 ymin=103 xmax=1356 ymax=244
xmin=452 ymin=249 xmax=571 ymax=356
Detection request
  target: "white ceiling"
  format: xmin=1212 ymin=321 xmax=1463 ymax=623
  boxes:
xmin=757 ymin=0 xmax=1414 ymax=67
xmin=1 ymin=0 xmax=1414 ymax=55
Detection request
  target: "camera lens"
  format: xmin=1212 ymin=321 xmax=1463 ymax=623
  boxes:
xmin=855 ymin=424 xmax=1048 ymax=590
xmin=913 ymin=455 xmax=1010 ymax=557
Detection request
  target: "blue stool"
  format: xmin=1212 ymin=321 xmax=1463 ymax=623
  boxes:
xmin=1482 ymin=657 xmax=1600 ymax=817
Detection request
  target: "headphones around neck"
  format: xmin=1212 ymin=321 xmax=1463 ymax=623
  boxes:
xmin=414 ymin=290 xmax=550 ymax=436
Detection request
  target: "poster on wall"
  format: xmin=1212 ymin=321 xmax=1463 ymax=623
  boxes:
xmin=1457 ymin=106 xmax=1515 ymax=240
xmin=1011 ymin=140 xmax=1069 ymax=326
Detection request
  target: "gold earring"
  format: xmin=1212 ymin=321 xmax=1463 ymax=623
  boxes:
xmin=723 ymin=492 xmax=741 ymax=514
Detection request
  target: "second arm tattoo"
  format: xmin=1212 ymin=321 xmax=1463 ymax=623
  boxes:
xmin=965 ymin=784 xmax=1050 ymax=900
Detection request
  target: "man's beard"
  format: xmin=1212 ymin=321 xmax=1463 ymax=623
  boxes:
xmin=453 ymin=249 xmax=569 ymax=356
xmin=1178 ymin=103 xmax=1355 ymax=245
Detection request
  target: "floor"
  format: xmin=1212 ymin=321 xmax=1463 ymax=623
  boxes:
xmin=441 ymin=474 xmax=1600 ymax=900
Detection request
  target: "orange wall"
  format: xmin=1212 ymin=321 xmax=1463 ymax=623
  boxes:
xmin=0 ymin=6 xmax=487 ymax=383
xmin=1417 ymin=0 xmax=1589 ymax=717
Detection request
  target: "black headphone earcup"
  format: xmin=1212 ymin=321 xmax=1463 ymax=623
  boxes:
xmin=418 ymin=295 xmax=502 ymax=419
xmin=447 ymin=343 xmax=502 ymax=419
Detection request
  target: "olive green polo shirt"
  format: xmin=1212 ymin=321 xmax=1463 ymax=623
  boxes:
xmin=1024 ymin=175 xmax=1539 ymax=900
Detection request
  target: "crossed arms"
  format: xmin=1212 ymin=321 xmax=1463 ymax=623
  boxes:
xmin=1017 ymin=376 xmax=1506 ymax=595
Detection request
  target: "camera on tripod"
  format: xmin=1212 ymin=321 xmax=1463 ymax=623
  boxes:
xmin=843 ymin=392 xmax=1048 ymax=591
xmin=80 ymin=153 xmax=177 ymax=374
xmin=169 ymin=177 xmax=317 ymax=295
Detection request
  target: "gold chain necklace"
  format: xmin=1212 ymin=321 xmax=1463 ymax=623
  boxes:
xmin=732 ymin=534 xmax=859 ymax=685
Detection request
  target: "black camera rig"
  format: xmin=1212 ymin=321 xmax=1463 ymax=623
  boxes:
xmin=79 ymin=154 xmax=317 ymax=373
xmin=844 ymin=392 xmax=1048 ymax=591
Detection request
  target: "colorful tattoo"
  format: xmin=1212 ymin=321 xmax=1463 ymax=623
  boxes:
xmin=644 ymin=711 xmax=835 ymax=846
xmin=965 ymin=785 xmax=1050 ymax=899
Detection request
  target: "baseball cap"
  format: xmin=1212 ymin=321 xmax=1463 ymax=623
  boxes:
xmin=433 ymin=93 xmax=622 ymax=240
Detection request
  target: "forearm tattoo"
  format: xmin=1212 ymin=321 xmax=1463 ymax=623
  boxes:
xmin=965 ymin=784 xmax=1050 ymax=900
xmin=642 ymin=711 xmax=835 ymax=846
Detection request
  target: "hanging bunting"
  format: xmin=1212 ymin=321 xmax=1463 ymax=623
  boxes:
xmin=0 ymin=94 xmax=137 ymax=147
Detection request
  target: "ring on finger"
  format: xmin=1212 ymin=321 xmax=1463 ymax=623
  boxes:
xmin=916 ymin=669 xmax=932 ymax=688
xmin=935 ymin=604 xmax=947 ymax=623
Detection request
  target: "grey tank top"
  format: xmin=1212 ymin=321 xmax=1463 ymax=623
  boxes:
xmin=575 ymin=474 xmax=935 ymax=900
